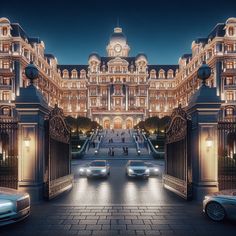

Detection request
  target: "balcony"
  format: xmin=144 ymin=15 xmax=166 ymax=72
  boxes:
xmin=224 ymin=84 xmax=236 ymax=90
xmin=0 ymin=84 xmax=12 ymax=90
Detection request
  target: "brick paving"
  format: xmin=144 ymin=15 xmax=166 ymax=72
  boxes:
xmin=1 ymin=203 xmax=235 ymax=236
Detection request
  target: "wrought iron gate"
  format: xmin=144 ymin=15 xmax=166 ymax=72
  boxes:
xmin=44 ymin=105 xmax=73 ymax=200
xmin=0 ymin=119 xmax=18 ymax=189
xmin=218 ymin=118 xmax=236 ymax=190
xmin=163 ymin=105 xmax=192 ymax=199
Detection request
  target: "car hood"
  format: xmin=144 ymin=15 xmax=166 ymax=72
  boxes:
xmin=0 ymin=187 xmax=28 ymax=200
xmin=207 ymin=189 xmax=236 ymax=199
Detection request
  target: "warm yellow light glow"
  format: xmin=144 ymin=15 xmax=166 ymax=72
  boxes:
xmin=206 ymin=138 xmax=213 ymax=148
xmin=24 ymin=136 xmax=31 ymax=149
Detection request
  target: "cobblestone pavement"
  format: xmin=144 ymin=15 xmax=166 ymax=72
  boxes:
xmin=1 ymin=203 xmax=236 ymax=236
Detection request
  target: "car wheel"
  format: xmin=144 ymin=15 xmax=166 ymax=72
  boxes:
xmin=205 ymin=201 xmax=226 ymax=222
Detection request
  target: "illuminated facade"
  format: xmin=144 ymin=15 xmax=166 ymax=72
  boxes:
xmin=0 ymin=17 xmax=236 ymax=128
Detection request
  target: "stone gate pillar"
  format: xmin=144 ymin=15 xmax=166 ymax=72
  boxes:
xmin=187 ymin=62 xmax=222 ymax=201
xmin=15 ymin=62 xmax=50 ymax=202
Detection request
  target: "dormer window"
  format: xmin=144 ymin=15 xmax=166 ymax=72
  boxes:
xmin=159 ymin=69 xmax=165 ymax=79
xmin=2 ymin=27 xmax=8 ymax=36
xmin=150 ymin=69 xmax=156 ymax=79
xmin=228 ymin=26 xmax=234 ymax=36
xmin=71 ymin=69 xmax=78 ymax=79
xmin=80 ymin=69 xmax=86 ymax=79
xmin=63 ymin=69 xmax=69 ymax=78
xmin=167 ymin=70 xmax=174 ymax=79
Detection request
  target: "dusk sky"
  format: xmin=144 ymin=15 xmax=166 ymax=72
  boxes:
xmin=1 ymin=0 xmax=236 ymax=65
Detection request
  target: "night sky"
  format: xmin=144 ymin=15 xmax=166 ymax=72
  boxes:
xmin=1 ymin=0 xmax=236 ymax=65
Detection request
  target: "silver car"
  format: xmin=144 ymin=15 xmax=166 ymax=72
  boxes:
xmin=203 ymin=189 xmax=236 ymax=221
xmin=85 ymin=160 xmax=110 ymax=178
xmin=145 ymin=162 xmax=159 ymax=176
xmin=126 ymin=160 xmax=150 ymax=178
xmin=0 ymin=187 xmax=30 ymax=226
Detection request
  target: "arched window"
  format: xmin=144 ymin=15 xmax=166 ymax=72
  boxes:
xmin=71 ymin=69 xmax=78 ymax=79
xmin=80 ymin=69 xmax=86 ymax=79
xmin=158 ymin=69 xmax=165 ymax=79
xmin=62 ymin=69 xmax=69 ymax=78
xmin=2 ymin=27 xmax=8 ymax=36
xmin=150 ymin=69 xmax=156 ymax=79
xmin=225 ymin=107 xmax=234 ymax=117
xmin=228 ymin=27 xmax=234 ymax=36
xmin=167 ymin=69 xmax=174 ymax=78
xmin=2 ymin=107 xmax=11 ymax=116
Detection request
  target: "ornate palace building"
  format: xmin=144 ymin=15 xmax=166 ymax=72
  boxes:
xmin=0 ymin=17 xmax=236 ymax=128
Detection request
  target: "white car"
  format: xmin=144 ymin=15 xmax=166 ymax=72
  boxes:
xmin=80 ymin=160 xmax=110 ymax=178
xmin=126 ymin=160 xmax=150 ymax=178
xmin=0 ymin=187 xmax=30 ymax=226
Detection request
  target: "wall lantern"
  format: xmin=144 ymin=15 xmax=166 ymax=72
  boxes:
xmin=205 ymin=130 xmax=213 ymax=151
xmin=77 ymin=145 xmax=81 ymax=149
xmin=24 ymin=135 xmax=31 ymax=151
xmin=155 ymin=145 xmax=159 ymax=149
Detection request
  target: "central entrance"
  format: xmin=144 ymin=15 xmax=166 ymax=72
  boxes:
xmin=114 ymin=117 xmax=122 ymax=129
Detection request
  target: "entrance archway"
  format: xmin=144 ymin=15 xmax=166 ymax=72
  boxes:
xmin=126 ymin=119 xmax=133 ymax=129
xmin=114 ymin=117 xmax=122 ymax=129
xmin=104 ymin=119 xmax=110 ymax=129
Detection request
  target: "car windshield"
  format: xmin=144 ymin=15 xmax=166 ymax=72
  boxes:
xmin=90 ymin=161 xmax=106 ymax=167
xmin=145 ymin=163 xmax=153 ymax=167
xmin=129 ymin=161 xmax=145 ymax=166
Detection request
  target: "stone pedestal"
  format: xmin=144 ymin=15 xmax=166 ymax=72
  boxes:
xmin=15 ymin=84 xmax=49 ymax=202
xmin=187 ymin=85 xmax=222 ymax=201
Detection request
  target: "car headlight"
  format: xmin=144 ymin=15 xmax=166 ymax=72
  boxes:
xmin=101 ymin=169 xmax=106 ymax=173
xmin=79 ymin=168 xmax=84 ymax=172
xmin=154 ymin=168 xmax=159 ymax=172
xmin=128 ymin=168 xmax=134 ymax=173
xmin=204 ymin=196 xmax=210 ymax=200
xmin=145 ymin=169 xmax=150 ymax=173
xmin=0 ymin=201 xmax=13 ymax=208
xmin=86 ymin=169 xmax=91 ymax=173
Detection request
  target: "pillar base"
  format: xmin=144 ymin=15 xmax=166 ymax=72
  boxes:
xmin=193 ymin=182 xmax=218 ymax=202
xmin=18 ymin=183 xmax=44 ymax=203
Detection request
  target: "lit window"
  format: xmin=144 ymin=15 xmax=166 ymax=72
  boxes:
xmin=167 ymin=70 xmax=174 ymax=78
xmin=226 ymin=61 xmax=234 ymax=69
xmin=159 ymin=70 xmax=165 ymax=79
xmin=225 ymin=107 xmax=234 ymax=116
xmin=228 ymin=27 xmax=234 ymax=36
xmin=3 ymin=60 xmax=9 ymax=69
xmin=71 ymin=69 xmax=78 ymax=79
xmin=2 ymin=27 xmax=8 ymax=36
xmin=226 ymin=77 xmax=233 ymax=85
xmin=226 ymin=91 xmax=234 ymax=101
xmin=63 ymin=70 xmax=69 ymax=78
xmin=2 ymin=107 xmax=10 ymax=116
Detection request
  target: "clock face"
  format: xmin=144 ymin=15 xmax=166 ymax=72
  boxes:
xmin=114 ymin=44 xmax=122 ymax=53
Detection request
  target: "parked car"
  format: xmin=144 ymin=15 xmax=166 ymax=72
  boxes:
xmin=144 ymin=162 xmax=159 ymax=176
xmin=126 ymin=160 xmax=150 ymax=178
xmin=203 ymin=189 xmax=236 ymax=221
xmin=85 ymin=160 xmax=110 ymax=178
xmin=0 ymin=187 xmax=30 ymax=227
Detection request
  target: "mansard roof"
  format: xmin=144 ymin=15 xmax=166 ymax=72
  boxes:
xmin=148 ymin=65 xmax=179 ymax=76
xmin=11 ymin=23 xmax=28 ymax=40
xmin=58 ymin=65 xmax=88 ymax=78
xmin=208 ymin=23 xmax=225 ymax=40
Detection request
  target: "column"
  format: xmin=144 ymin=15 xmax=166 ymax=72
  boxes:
xmin=108 ymin=85 xmax=111 ymax=111
xmin=187 ymin=64 xmax=222 ymax=201
xmin=125 ymin=85 xmax=128 ymax=111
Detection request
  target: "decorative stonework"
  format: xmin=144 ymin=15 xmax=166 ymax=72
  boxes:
xmin=166 ymin=104 xmax=191 ymax=143
xmin=48 ymin=105 xmax=70 ymax=144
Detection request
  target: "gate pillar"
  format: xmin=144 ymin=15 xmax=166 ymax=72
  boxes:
xmin=187 ymin=62 xmax=222 ymax=201
xmin=15 ymin=62 xmax=50 ymax=202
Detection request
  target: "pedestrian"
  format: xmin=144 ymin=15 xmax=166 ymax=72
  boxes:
xmin=123 ymin=146 xmax=126 ymax=154
xmin=112 ymin=147 xmax=114 ymax=156
xmin=126 ymin=147 xmax=128 ymax=155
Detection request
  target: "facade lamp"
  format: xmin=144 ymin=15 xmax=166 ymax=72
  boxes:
xmin=24 ymin=135 xmax=31 ymax=151
xmin=77 ymin=145 xmax=81 ymax=149
xmin=206 ymin=130 xmax=213 ymax=151
xmin=155 ymin=145 xmax=159 ymax=149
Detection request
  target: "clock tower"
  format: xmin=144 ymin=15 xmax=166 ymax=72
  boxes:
xmin=106 ymin=26 xmax=130 ymax=57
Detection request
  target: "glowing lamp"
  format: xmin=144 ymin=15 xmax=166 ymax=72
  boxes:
xmin=155 ymin=145 xmax=159 ymax=149
xmin=24 ymin=136 xmax=31 ymax=150
xmin=206 ymin=136 xmax=213 ymax=148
